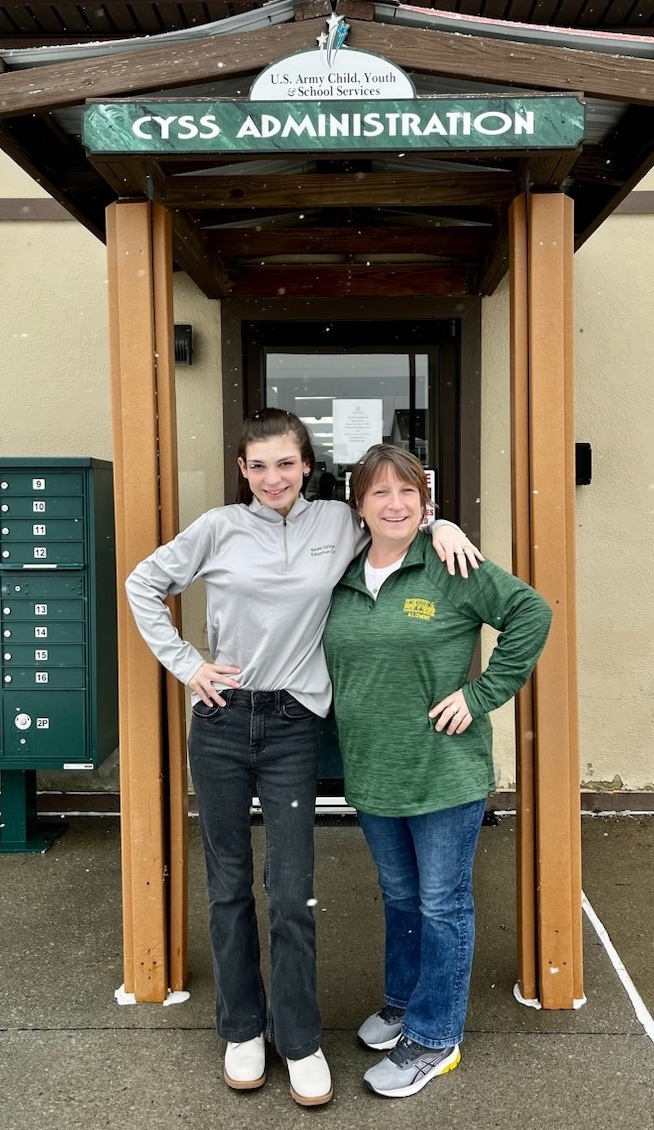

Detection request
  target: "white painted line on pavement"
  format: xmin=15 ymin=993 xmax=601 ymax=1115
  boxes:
xmin=582 ymin=891 xmax=654 ymax=1042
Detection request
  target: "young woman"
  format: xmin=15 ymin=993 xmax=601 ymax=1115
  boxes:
xmin=323 ymin=444 xmax=552 ymax=1100
xmin=125 ymin=410 xmax=480 ymax=1108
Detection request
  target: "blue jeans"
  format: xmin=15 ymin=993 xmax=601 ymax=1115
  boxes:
xmin=357 ymin=798 xmax=486 ymax=1049
xmin=188 ymin=689 xmax=321 ymax=1060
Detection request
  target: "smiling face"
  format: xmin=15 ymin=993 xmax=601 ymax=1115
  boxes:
xmin=238 ymin=433 xmax=311 ymax=517
xmin=358 ymin=465 xmax=424 ymax=555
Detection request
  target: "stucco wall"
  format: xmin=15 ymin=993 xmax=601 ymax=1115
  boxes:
xmin=0 ymin=152 xmax=223 ymax=790
xmin=574 ymin=216 xmax=654 ymax=790
xmin=479 ymin=277 xmax=515 ymax=787
xmin=1 ymin=163 xmax=111 ymax=460
xmin=479 ymin=205 xmax=654 ymax=792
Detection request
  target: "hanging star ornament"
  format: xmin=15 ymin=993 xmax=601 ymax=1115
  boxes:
xmin=317 ymin=12 xmax=350 ymax=68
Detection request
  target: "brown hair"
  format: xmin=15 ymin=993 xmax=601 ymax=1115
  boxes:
xmin=236 ymin=408 xmax=316 ymax=504
xmin=349 ymin=444 xmax=430 ymax=517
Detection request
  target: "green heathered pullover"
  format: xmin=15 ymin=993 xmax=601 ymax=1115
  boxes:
xmin=323 ymin=532 xmax=552 ymax=817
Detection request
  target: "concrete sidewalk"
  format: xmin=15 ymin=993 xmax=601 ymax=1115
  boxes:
xmin=1 ymin=814 xmax=653 ymax=1130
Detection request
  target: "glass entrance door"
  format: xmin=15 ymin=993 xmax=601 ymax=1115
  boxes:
xmin=266 ymin=350 xmax=435 ymax=503
xmin=244 ymin=319 xmax=460 ymax=799
xmin=246 ymin=319 xmax=459 ymax=514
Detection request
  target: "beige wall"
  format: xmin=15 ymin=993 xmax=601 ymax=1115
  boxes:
xmin=1 ymin=151 xmax=52 ymax=197
xmin=479 ymin=276 xmax=514 ymax=787
xmin=1 ymin=156 xmax=111 ymax=460
xmin=480 ymin=202 xmax=654 ymax=792
xmin=0 ymin=152 xmax=222 ymax=789
xmin=574 ymin=215 xmax=654 ymax=790
xmin=2 ymin=149 xmax=654 ymax=794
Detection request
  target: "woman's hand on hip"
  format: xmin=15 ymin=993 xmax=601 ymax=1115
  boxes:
xmin=429 ymin=690 xmax=472 ymax=735
xmin=188 ymin=662 xmax=241 ymax=707
xmin=432 ymin=526 xmax=484 ymax=578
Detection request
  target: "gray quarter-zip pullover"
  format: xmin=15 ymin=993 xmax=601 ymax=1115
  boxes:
xmin=125 ymin=496 xmax=454 ymax=718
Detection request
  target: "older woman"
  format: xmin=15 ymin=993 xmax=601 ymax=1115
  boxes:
xmin=323 ymin=444 xmax=552 ymax=1100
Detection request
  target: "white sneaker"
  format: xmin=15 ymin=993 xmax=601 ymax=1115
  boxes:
xmin=223 ymin=1033 xmax=266 ymax=1090
xmin=286 ymin=1047 xmax=333 ymax=1106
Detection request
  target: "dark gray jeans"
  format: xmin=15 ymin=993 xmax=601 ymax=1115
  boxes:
xmin=188 ymin=688 xmax=321 ymax=1060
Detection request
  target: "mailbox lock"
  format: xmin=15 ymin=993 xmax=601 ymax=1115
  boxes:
xmin=0 ymin=482 xmax=7 ymax=490
xmin=1 ymin=551 xmax=9 ymax=559
xmin=1 ymin=528 xmax=8 ymax=535
xmin=3 ymin=652 xmax=11 ymax=661
xmin=0 ymin=504 xmax=7 ymax=512
xmin=2 ymin=607 xmax=10 ymax=615
xmin=3 ymin=630 xmax=10 ymax=637
xmin=15 ymin=713 xmax=32 ymax=730
xmin=3 ymin=675 xmax=12 ymax=683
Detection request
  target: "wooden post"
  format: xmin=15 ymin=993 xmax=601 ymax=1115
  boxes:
xmin=151 ymin=202 xmax=189 ymax=991
xmin=106 ymin=204 xmax=134 ymax=994
xmin=562 ymin=199 xmax=584 ymax=1005
xmin=509 ymin=194 xmax=538 ymax=1003
xmin=509 ymin=192 xmax=583 ymax=1008
xmin=106 ymin=201 xmax=169 ymax=1002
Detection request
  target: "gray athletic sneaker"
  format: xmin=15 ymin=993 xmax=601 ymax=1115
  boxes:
xmin=363 ymin=1036 xmax=460 ymax=1098
xmin=357 ymin=1004 xmax=405 ymax=1050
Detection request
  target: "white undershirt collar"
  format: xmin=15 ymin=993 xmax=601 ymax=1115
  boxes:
xmin=364 ymin=553 xmax=406 ymax=599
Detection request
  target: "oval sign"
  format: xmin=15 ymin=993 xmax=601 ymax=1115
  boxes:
xmin=249 ymin=48 xmax=416 ymax=102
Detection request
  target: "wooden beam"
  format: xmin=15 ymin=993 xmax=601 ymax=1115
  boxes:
xmin=0 ymin=22 xmax=316 ymax=117
xmin=336 ymin=0 xmax=374 ymax=17
xmin=158 ymin=171 xmax=516 ymax=210
xmin=509 ymin=192 xmax=538 ymax=1005
xmin=570 ymin=147 xmax=628 ymax=186
xmin=105 ymin=203 xmax=135 ymax=998
xmin=228 ymin=262 xmax=470 ymax=297
xmin=518 ymin=149 xmax=580 ymax=192
xmin=3 ymin=13 xmax=649 ymax=117
xmin=0 ymin=119 xmax=108 ymax=239
xmin=293 ymin=0 xmax=331 ymax=17
xmin=151 ymin=202 xmax=189 ymax=993
xmin=345 ymin=21 xmax=654 ymax=106
xmin=527 ymin=192 xmax=581 ymax=1009
xmin=144 ymin=159 xmax=232 ymax=297
xmin=562 ymin=196 xmax=584 ymax=1006
xmin=206 ymin=224 xmax=492 ymax=257
xmin=480 ymin=150 xmax=579 ymax=294
xmin=477 ymin=210 xmax=510 ymax=296
xmin=106 ymin=200 xmax=169 ymax=1002
xmin=198 ymin=203 xmax=497 ymax=227
xmin=172 ymin=210 xmax=231 ymax=299
xmin=88 ymin=155 xmax=145 ymax=199
xmin=89 ymin=156 xmax=230 ymax=298
xmin=571 ymin=105 xmax=654 ymax=245
xmin=509 ymin=190 xmax=584 ymax=1009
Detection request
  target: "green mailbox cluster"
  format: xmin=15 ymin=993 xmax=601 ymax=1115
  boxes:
xmin=0 ymin=458 xmax=118 ymax=851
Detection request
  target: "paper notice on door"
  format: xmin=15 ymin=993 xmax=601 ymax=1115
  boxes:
xmin=332 ymin=399 xmax=383 ymax=464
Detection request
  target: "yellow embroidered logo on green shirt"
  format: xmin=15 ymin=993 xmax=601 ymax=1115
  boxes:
xmin=403 ymin=597 xmax=436 ymax=621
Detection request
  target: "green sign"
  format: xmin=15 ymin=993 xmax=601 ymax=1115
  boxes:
xmin=83 ymin=96 xmax=584 ymax=155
